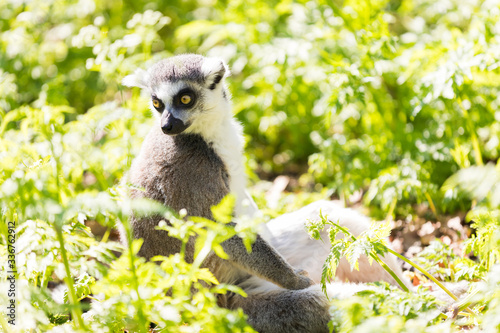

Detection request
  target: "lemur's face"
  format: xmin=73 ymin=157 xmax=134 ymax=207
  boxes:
xmin=122 ymin=54 xmax=230 ymax=135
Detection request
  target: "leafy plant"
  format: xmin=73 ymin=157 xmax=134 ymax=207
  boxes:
xmin=305 ymin=211 xmax=486 ymax=330
xmin=1 ymin=0 xmax=500 ymax=331
xmin=412 ymin=240 xmax=486 ymax=282
xmin=329 ymin=282 xmax=445 ymax=333
xmin=306 ymin=211 xmax=410 ymax=292
xmin=464 ymin=209 xmax=500 ymax=272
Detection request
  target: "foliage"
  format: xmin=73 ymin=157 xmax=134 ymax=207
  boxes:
xmin=412 ymin=240 xmax=486 ymax=282
xmin=1 ymin=0 xmax=500 ymax=331
xmin=329 ymin=283 xmax=445 ymax=333
xmin=464 ymin=209 xmax=500 ymax=272
xmin=0 ymin=76 xmax=252 ymax=330
xmin=306 ymin=211 xmax=410 ymax=292
xmin=1 ymin=0 xmax=499 ymax=213
xmin=306 ymin=211 xmax=500 ymax=332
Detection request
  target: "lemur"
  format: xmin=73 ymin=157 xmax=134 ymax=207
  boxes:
xmin=121 ymin=54 xmax=410 ymax=332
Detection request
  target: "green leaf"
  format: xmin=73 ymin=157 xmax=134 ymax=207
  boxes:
xmin=211 ymin=194 xmax=236 ymax=224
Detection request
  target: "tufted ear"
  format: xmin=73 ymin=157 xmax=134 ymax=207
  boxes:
xmin=122 ymin=68 xmax=149 ymax=88
xmin=201 ymin=57 xmax=230 ymax=90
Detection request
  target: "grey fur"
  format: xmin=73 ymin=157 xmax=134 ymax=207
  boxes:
xmin=123 ymin=55 xmax=330 ymax=332
xmin=143 ymin=54 xmax=227 ymax=92
xmin=229 ymin=289 xmax=330 ymax=333
xmin=128 ymin=127 xmax=229 ymax=261
xmin=147 ymin=54 xmax=207 ymax=87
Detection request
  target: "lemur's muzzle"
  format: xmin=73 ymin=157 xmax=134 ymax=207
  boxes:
xmin=161 ymin=111 xmax=189 ymax=135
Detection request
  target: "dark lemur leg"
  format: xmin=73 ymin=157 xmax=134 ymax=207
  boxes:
xmin=221 ymin=233 xmax=314 ymax=290
xmin=214 ymin=227 xmax=330 ymax=333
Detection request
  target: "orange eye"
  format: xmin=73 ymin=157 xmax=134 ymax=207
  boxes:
xmin=180 ymin=95 xmax=192 ymax=105
xmin=152 ymin=99 xmax=161 ymax=109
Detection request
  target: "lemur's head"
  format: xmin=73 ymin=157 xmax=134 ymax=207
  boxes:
xmin=122 ymin=54 xmax=231 ymax=136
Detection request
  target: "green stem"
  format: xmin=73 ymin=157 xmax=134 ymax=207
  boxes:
xmin=125 ymin=227 xmax=148 ymax=333
xmin=369 ymin=252 xmax=409 ymax=292
xmin=328 ymin=220 xmax=475 ymax=316
xmin=386 ymin=248 xmax=475 ymax=315
xmin=457 ymin=96 xmax=483 ymax=166
xmin=385 ymin=248 xmax=457 ymax=300
xmin=179 ymin=233 xmax=188 ymax=260
xmin=55 ymin=224 xmax=85 ymax=331
xmin=455 ymin=287 xmax=480 ymax=312
xmin=45 ymin=104 xmax=87 ymax=329
xmin=127 ymin=248 xmax=148 ymax=332
xmin=101 ymin=227 xmax=111 ymax=243
xmin=424 ymin=192 xmax=438 ymax=218
xmin=329 ymin=221 xmax=408 ymax=291
xmin=386 ymin=198 xmax=397 ymax=223
xmin=191 ymin=232 xmax=216 ymax=270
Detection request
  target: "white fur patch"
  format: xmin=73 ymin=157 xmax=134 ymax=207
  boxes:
xmin=238 ymin=275 xmax=284 ymax=295
xmin=201 ymin=57 xmax=228 ymax=77
xmin=325 ymin=281 xmax=376 ymax=299
xmin=239 ymin=275 xmax=333 ymax=301
xmin=267 ymin=200 xmax=412 ymax=289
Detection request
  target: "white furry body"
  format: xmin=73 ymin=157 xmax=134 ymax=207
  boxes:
xmin=231 ymin=200 xmax=411 ymax=300
xmin=267 ymin=200 xmax=411 ymax=287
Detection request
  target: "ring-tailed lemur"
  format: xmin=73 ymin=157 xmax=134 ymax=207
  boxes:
xmin=121 ymin=54 xmax=410 ymax=332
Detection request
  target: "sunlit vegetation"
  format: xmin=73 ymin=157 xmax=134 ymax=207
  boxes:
xmin=1 ymin=0 xmax=499 ymax=331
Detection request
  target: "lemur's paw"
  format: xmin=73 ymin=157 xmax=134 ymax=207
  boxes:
xmin=295 ymin=268 xmax=311 ymax=278
xmin=293 ymin=269 xmax=315 ymax=289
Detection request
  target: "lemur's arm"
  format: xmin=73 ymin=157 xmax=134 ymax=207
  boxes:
xmin=221 ymin=232 xmax=313 ymax=290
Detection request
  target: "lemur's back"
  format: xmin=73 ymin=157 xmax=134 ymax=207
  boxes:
xmin=128 ymin=125 xmax=230 ymax=260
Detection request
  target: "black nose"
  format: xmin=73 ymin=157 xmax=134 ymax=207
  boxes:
xmin=161 ymin=113 xmax=189 ymax=135
xmin=162 ymin=123 xmax=173 ymax=133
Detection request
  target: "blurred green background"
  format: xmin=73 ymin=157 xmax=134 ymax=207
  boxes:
xmin=1 ymin=0 xmax=500 ymax=331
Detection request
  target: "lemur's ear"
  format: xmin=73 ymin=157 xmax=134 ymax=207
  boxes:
xmin=122 ymin=68 xmax=149 ymax=88
xmin=201 ymin=57 xmax=230 ymax=90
